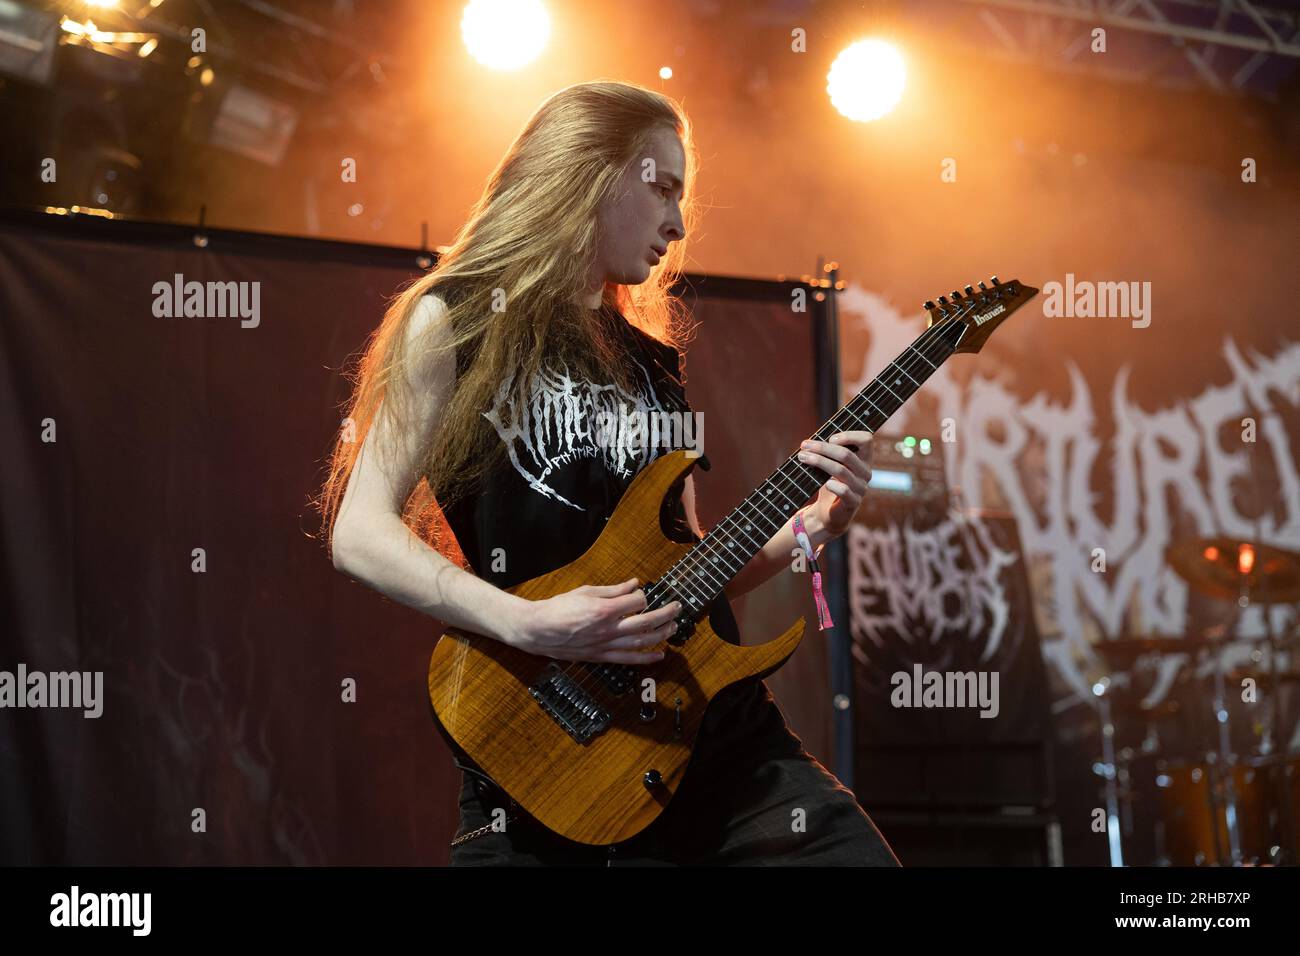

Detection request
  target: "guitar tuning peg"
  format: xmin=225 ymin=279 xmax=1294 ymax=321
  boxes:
xmin=950 ymin=290 xmax=962 ymax=300
xmin=923 ymin=300 xmax=936 ymax=310
xmin=964 ymin=285 xmax=974 ymax=295
xmin=978 ymin=281 xmax=988 ymax=291
xmin=937 ymin=295 xmax=949 ymax=306
xmin=990 ymin=275 xmax=1000 ymax=285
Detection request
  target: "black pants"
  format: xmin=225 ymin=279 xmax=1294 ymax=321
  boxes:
xmin=448 ymin=679 xmax=900 ymax=866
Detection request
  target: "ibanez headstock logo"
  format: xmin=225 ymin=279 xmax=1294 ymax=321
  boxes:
xmin=974 ymin=303 xmax=1006 ymax=326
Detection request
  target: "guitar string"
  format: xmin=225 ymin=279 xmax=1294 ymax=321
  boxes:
xmin=545 ymin=311 xmax=969 ymax=726
xmin=634 ymin=303 xmax=978 ymax=615
xmin=547 ymin=304 xmax=976 ymax=711
xmin=552 ymin=309 xmax=969 ymax=706
xmin=640 ymin=316 xmax=959 ymax=611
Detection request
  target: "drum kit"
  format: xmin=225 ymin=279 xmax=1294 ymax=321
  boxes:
xmin=1093 ymin=536 xmax=1300 ymax=866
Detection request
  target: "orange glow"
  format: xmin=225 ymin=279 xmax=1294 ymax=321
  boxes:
xmin=827 ymin=38 xmax=906 ymax=123
xmin=1204 ymin=546 xmax=1219 ymax=561
xmin=1238 ymin=543 xmax=1256 ymax=575
xmin=460 ymin=0 xmax=551 ymax=71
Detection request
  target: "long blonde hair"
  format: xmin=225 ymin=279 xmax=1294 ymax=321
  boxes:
xmin=311 ymin=80 xmax=701 ymax=559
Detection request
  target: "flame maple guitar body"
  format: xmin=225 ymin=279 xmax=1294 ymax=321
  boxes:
xmin=427 ymin=448 xmax=806 ymax=847
xmin=426 ymin=274 xmax=1038 ymax=848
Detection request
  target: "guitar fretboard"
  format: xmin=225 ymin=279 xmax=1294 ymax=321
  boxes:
xmin=656 ymin=316 xmax=967 ymax=616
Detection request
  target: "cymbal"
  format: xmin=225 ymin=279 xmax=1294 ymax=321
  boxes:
xmin=1166 ymin=537 xmax=1300 ymax=604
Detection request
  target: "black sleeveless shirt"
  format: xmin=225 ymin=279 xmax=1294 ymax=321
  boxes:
xmin=434 ymin=292 xmax=742 ymax=644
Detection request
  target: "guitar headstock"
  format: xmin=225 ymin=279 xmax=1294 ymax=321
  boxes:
xmin=922 ymin=276 xmax=1039 ymax=354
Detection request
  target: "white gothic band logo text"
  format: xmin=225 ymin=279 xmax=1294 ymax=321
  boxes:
xmin=481 ymin=359 xmax=692 ymax=510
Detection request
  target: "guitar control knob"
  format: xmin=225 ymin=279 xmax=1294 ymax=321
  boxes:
xmin=668 ymin=617 xmax=691 ymax=646
xmin=643 ymin=769 xmax=663 ymax=790
xmin=639 ymin=703 xmax=656 ymax=722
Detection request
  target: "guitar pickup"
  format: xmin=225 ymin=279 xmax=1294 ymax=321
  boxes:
xmin=593 ymin=663 xmax=634 ymax=696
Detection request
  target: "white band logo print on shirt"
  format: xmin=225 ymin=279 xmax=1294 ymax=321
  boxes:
xmin=480 ymin=354 xmax=690 ymax=511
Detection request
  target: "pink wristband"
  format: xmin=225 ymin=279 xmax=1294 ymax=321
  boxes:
xmin=792 ymin=511 xmax=834 ymax=631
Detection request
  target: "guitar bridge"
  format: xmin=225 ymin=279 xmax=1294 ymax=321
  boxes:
xmin=529 ymin=663 xmax=613 ymax=743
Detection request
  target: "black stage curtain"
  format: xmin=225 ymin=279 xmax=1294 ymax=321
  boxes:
xmin=0 ymin=211 xmax=828 ymax=864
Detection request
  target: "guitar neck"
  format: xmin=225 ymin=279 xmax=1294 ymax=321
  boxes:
xmin=661 ymin=316 xmax=967 ymax=616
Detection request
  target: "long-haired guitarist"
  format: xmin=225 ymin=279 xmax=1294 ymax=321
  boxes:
xmin=317 ymin=80 xmax=897 ymax=866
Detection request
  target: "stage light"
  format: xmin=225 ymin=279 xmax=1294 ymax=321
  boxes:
xmin=659 ymin=66 xmax=672 ymax=80
xmin=84 ymin=0 xmax=118 ymax=8
xmin=0 ymin=1 xmax=58 ymax=85
xmin=205 ymin=84 xmax=300 ymax=166
xmin=827 ymin=38 xmax=905 ymax=123
xmin=61 ymin=17 xmax=91 ymax=36
xmin=59 ymin=14 xmax=158 ymax=65
xmin=460 ymin=0 xmax=550 ymax=71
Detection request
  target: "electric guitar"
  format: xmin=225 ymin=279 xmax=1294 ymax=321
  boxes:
xmin=428 ymin=276 xmax=1039 ymax=845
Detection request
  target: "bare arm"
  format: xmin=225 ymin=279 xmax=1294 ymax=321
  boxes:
xmin=331 ymin=294 xmax=532 ymax=642
xmin=332 ymin=293 xmax=674 ymax=663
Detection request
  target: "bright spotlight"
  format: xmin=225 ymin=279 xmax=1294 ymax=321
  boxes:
xmin=461 ymin=0 xmax=551 ymax=71
xmin=827 ymin=38 xmax=905 ymax=122
xmin=659 ymin=66 xmax=672 ymax=80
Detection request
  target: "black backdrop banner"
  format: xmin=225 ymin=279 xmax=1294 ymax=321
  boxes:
xmin=848 ymin=510 xmax=1053 ymax=810
xmin=0 ymin=209 xmax=831 ymax=864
